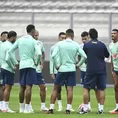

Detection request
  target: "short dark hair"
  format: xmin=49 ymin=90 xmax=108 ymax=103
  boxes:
xmin=58 ymin=32 xmax=66 ymax=37
xmin=112 ymin=29 xmax=118 ymax=33
xmin=66 ymin=29 xmax=74 ymax=38
xmin=8 ymin=31 xmax=17 ymax=39
xmin=26 ymin=24 xmax=35 ymax=33
xmin=81 ymin=31 xmax=88 ymax=37
xmin=89 ymin=28 xmax=98 ymax=39
xmin=1 ymin=31 xmax=8 ymax=36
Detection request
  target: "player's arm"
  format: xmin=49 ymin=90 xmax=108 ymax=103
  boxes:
xmin=41 ymin=51 xmax=45 ymax=65
xmin=110 ymin=56 xmax=117 ymax=80
xmin=111 ymin=56 xmax=114 ymax=72
xmin=6 ymin=50 xmax=15 ymax=70
xmin=51 ymin=45 xmax=61 ymax=70
xmin=76 ymin=45 xmax=87 ymax=67
xmin=104 ymin=45 xmax=110 ymax=58
xmin=34 ymin=43 xmax=42 ymax=66
xmin=49 ymin=48 xmax=55 ymax=80
xmin=40 ymin=43 xmax=45 ymax=69
xmin=8 ymin=41 xmax=19 ymax=66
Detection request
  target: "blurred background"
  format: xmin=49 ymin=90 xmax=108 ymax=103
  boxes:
xmin=0 ymin=0 xmax=118 ymax=60
xmin=0 ymin=0 xmax=117 ymax=84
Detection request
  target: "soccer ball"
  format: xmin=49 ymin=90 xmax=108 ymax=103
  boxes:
xmin=78 ymin=103 xmax=84 ymax=112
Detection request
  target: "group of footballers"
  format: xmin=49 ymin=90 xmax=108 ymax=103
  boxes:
xmin=0 ymin=24 xmax=118 ymax=115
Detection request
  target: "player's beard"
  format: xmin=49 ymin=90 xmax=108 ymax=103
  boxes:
xmin=11 ymin=41 xmax=15 ymax=44
xmin=2 ymin=39 xmax=6 ymax=42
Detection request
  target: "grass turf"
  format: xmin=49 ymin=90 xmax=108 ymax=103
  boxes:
xmin=0 ymin=85 xmax=117 ymax=118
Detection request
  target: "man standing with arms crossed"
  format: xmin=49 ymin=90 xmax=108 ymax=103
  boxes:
xmin=47 ymin=29 xmax=87 ymax=114
xmin=109 ymin=29 xmax=118 ymax=114
xmin=80 ymin=28 xmax=109 ymax=114
xmin=8 ymin=24 xmax=41 ymax=113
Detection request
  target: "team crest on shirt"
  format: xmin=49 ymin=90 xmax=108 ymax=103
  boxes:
xmin=112 ymin=54 xmax=117 ymax=58
xmin=112 ymin=54 xmax=118 ymax=59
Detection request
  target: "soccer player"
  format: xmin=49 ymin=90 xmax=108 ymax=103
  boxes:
xmin=8 ymin=24 xmax=42 ymax=113
xmin=50 ymin=32 xmax=75 ymax=112
xmin=1 ymin=31 xmax=17 ymax=113
xmin=109 ymin=29 xmax=118 ymax=114
xmin=0 ymin=31 xmax=8 ymax=110
xmin=33 ymin=30 xmax=48 ymax=111
xmin=79 ymin=31 xmax=92 ymax=110
xmin=50 ymin=32 xmax=65 ymax=112
xmin=79 ymin=31 xmax=89 ymax=84
xmin=80 ymin=28 xmax=109 ymax=114
xmin=47 ymin=29 xmax=87 ymax=114
xmin=0 ymin=31 xmax=8 ymax=42
xmin=79 ymin=31 xmax=100 ymax=112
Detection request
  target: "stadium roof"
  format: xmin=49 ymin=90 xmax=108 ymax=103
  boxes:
xmin=0 ymin=0 xmax=118 ymax=13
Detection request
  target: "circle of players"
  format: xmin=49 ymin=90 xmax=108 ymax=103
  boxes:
xmin=0 ymin=24 xmax=118 ymax=115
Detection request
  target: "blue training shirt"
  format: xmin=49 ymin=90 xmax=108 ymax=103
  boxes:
xmin=83 ymin=39 xmax=109 ymax=74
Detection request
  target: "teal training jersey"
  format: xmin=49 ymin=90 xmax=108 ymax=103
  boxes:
xmin=8 ymin=35 xmax=41 ymax=69
xmin=1 ymin=40 xmax=17 ymax=73
xmin=51 ymin=38 xmax=87 ymax=72
xmin=109 ymin=41 xmax=118 ymax=71
xmin=79 ymin=43 xmax=86 ymax=72
xmin=50 ymin=44 xmax=58 ymax=74
xmin=35 ymin=40 xmax=45 ymax=73
xmin=0 ymin=41 xmax=2 ymax=67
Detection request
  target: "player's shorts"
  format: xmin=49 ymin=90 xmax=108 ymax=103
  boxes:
xmin=84 ymin=73 xmax=106 ymax=90
xmin=80 ymin=71 xmax=86 ymax=84
xmin=54 ymin=74 xmax=57 ymax=78
xmin=54 ymin=71 xmax=76 ymax=86
xmin=1 ymin=68 xmax=14 ymax=85
xmin=20 ymin=68 xmax=37 ymax=86
xmin=113 ymin=70 xmax=118 ymax=75
xmin=35 ymin=73 xmax=45 ymax=85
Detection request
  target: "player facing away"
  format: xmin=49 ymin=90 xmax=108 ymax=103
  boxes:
xmin=33 ymin=30 xmax=48 ymax=111
xmin=0 ymin=31 xmax=8 ymax=111
xmin=1 ymin=31 xmax=17 ymax=113
xmin=8 ymin=24 xmax=42 ymax=113
xmin=109 ymin=29 xmax=118 ymax=114
xmin=79 ymin=31 xmax=100 ymax=112
xmin=50 ymin=32 xmax=75 ymax=112
xmin=80 ymin=28 xmax=109 ymax=114
xmin=47 ymin=29 xmax=87 ymax=114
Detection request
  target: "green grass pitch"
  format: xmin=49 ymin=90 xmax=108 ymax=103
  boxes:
xmin=0 ymin=85 xmax=118 ymax=118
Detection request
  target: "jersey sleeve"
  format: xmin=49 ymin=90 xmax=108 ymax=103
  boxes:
xmin=41 ymin=42 xmax=45 ymax=52
xmin=50 ymin=48 xmax=54 ymax=74
xmin=8 ymin=41 xmax=18 ymax=65
xmin=51 ymin=44 xmax=61 ymax=69
xmin=34 ymin=42 xmax=42 ymax=66
xmin=76 ymin=44 xmax=87 ymax=67
xmin=104 ymin=44 xmax=110 ymax=58
xmin=5 ymin=50 xmax=15 ymax=70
